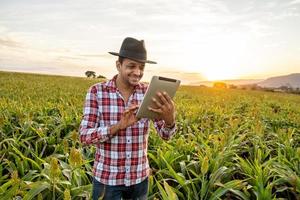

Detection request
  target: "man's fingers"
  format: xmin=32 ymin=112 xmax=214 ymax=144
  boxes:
xmin=148 ymin=106 xmax=163 ymax=113
xmin=121 ymin=110 xmax=138 ymax=124
xmin=124 ymin=110 xmax=135 ymax=118
xmin=152 ymin=97 xmax=162 ymax=108
xmin=162 ymin=91 xmax=172 ymax=104
xmin=157 ymin=92 xmax=168 ymax=105
xmin=122 ymin=111 xmax=129 ymax=119
xmin=129 ymin=104 xmax=139 ymax=109
xmin=127 ymin=105 xmax=139 ymax=112
xmin=122 ymin=105 xmax=138 ymax=118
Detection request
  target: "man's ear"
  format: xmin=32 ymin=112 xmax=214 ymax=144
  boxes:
xmin=116 ymin=60 xmax=121 ymax=72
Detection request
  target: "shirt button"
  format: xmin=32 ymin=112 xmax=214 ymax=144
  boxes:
xmin=127 ymin=139 xmax=130 ymax=143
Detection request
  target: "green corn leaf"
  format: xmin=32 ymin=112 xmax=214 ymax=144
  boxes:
xmin=70 ymin=184 xmax=92 ymax=197
xmin=1 ymin=184 xmax=20 ymax=200
xmin=11 ymin=144 xmax=41 ymax=170
xmin=210 ymin=180 xmax=249 ymax=200
xmin=0 ymin=180 xmax=13 ymax=194
xmin=164 ymin=180 xmax=178 ymax=200
xmin=156 ymin=179 xmax=169 ymax=200
xmin=23 ymin=181 xmax=50 ymax=200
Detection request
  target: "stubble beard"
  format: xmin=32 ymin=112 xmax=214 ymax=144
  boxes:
xmin=127 ymin=74 xmax=142 ymax=86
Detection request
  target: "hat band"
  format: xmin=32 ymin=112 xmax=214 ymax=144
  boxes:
xmin=119 ymin=49 xmax=146 ymax=61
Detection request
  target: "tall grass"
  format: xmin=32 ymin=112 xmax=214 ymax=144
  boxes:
xmin=1 ymin=71 xmax=299 ymax=199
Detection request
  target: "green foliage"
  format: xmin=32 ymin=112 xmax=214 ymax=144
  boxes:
xmin=1 ymin=71 xmax=300 ymax=199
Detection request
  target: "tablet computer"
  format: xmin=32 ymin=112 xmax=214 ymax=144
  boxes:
xmin=136 ymin=76 xmax=181 ymax=119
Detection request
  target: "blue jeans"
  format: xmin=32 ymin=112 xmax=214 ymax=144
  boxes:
xmin=92 ymin=177 xmax=148 ymax=200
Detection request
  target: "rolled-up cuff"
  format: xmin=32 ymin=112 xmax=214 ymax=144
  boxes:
xmin=97 ymin=126 xmax=110 ymax=142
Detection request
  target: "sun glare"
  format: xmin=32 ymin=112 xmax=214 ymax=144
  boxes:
xmin=202 ymin=68 xmax=239 ymax=81
xmin=181 ymin=32 xmax=251 ymax=81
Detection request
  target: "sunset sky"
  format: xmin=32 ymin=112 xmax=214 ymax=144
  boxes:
xmin=1 ymin=0 xmax=300 ymax=84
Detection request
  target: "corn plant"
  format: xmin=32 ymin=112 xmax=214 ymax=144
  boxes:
xmin=1 ymin=71 xmax=300 ymax=199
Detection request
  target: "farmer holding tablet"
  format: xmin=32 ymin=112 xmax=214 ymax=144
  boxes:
xmin=79 ymin=37 xmax=177 ymax=200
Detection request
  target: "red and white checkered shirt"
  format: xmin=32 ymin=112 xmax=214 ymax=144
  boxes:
xmin=79 ymin=75 xmax=176 ymax=186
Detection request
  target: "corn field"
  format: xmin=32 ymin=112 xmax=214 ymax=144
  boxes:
xmin=0 ymin=71 xmax=299 ymax=200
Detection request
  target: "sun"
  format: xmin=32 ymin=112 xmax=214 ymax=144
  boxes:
xmin=179 ymin=32 xmax=251 ymax=81
xmin=202 ymin=67 xmax=241 ymax=81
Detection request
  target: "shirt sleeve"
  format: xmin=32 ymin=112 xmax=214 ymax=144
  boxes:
xmin=79 ymin=85 xmax=111 ymax=144
xmin=153 ymin=119 xmax=177 ymax=140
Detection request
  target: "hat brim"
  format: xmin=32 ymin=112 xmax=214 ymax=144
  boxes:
xmin=108 ymin=52 xmax=157 ymax=64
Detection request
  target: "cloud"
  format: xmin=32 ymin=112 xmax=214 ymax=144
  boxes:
xmin=241 ymin=20 xmax=273 ymax=37
xmin=144 ymin=69 xmax=205 ymax=84
xmin=289 ymin=0 xmax=300 ymax=5
xmin=78 ymin=54 xmax=111 ymax=58
xmin=0 ymin=37 xmax=23 ymax=48
xmin=56 ymin=56 xmax=87 ymax=61
xmin=1 ymin=0 xmax=300 ymax=82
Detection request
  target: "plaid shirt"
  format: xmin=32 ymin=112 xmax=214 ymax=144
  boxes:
xmin=79 ymin=75 xmax=176 ymax=186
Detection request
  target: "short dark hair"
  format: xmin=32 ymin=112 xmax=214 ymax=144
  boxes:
xmin=118 ymin=56 xmax=124 ymax=64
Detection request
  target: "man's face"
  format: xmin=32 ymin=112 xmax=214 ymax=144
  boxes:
xmin=117 ymin=58 xmax=145 ymax=86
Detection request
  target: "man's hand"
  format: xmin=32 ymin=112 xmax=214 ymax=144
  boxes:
xmin=109 ymin=104 xmax=139 ymax=138
xmin=148 ymin=92 xmax=175 ymax=126
xmin=117 ymin=104 xmax=139 ymax=130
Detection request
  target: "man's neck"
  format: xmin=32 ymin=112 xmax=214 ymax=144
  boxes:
xmin=116 ymin=75 xmax=134 ymax=94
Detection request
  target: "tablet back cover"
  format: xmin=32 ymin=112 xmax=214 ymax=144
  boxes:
xmin=136 ymin=76 xmax=180 ymax=119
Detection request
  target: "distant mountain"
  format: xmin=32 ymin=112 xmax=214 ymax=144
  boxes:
xmin=258 ymin=73 xmax=300 ymax=88
xmin=191 ymin=79 xmax=262 ymax=87
xmin=190 ymin=73 xmax=300 ymax=88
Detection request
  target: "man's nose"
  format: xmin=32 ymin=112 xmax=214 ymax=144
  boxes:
xmin=133 ymin=68 xmax=141 ymax=75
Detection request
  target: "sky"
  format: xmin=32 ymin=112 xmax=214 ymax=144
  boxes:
xmin=0 ymin=0 xmax=300 ymax=84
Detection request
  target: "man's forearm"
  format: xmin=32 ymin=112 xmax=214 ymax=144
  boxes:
xmin=79 ymin=125 xmax=112 ymax=144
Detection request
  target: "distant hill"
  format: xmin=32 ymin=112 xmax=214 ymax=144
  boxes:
xmin=191 ymin=73 xmax=300 ymax=88
xmin=191 ymin=79 xmax=262 ymax=87
xmin=257 ymin=73 xmax=300 ymax=88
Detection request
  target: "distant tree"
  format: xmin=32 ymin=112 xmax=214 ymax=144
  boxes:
xmin=249 ymin=84 xmax=260 ymax=90
xmin=279 ymin=85 xmax=289 ymax=91
xmin=85 ymin=71 xmax=96 ymax=78
xmin=213 ymin=82 xmax=227 ymax=89
xmin=263 ymin=88 xmax=275 ymax=92
xmin=199 ymin=84 xmax=208 ymax=88
xmin=228 ymin=84 xmax=237 ymax=89
xmin=97 ymin=75 xmax=107 ymax=79
xmin=255 ymin=84 xmax=263 ymax=90
xmin=293 ymin=87 xmax=300 ymax=95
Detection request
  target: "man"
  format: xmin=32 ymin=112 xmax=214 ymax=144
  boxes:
xmin=79 ymin=37 xmax=177 ymax=200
